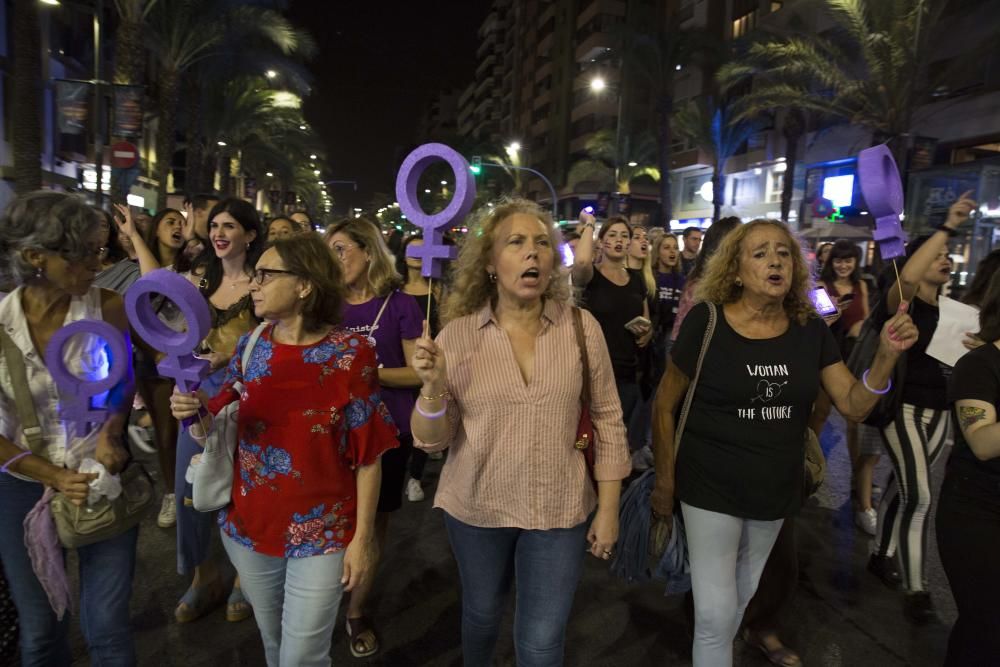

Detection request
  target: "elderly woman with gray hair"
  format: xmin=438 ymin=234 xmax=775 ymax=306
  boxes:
xmin=0 ymin=192 xmax=138 ymax=665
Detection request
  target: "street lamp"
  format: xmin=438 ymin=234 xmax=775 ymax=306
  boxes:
xmin=589 ymin=74 xmax=626 ymax=206
xmin=627 ymin=161 xmax=638 ymax=167
xmin=590 ymin=77 xmax=607 ymax=92
xmin=507 ymin=142 xmax=521 ymax=153
xmin=265 ymin=69 xmax=277 ymax=79
xmin=309 ymin=153 xmax=317 ymax=160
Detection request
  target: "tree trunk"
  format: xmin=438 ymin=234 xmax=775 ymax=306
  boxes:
xmin=656 ymin=98 xmax=673 ymax=227
xmin=183 ymin=74 xmax=203 ymax=193
xmin=112 ymin=18 xmax=145 ymax=85
xmin=154 ymin=67 xmax=180 ymax=209
xmin=780 ymin=110 xmax=804 ymax=225
xmin=712 ymin=160 xmax=724 ymax=222
xmin=12 ymin=0 xmax=43 ymax=194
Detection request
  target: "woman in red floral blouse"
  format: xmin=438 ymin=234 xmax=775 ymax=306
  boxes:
xmin=172 ymin=235 xmax=398 ymax=666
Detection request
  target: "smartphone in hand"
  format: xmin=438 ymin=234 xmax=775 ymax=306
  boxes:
xmin=809 ymin=287 xmax=839 ymax=317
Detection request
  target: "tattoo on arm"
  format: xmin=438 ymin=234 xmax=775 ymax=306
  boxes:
xmin=959 ymin=406 xmax=988 ymax=430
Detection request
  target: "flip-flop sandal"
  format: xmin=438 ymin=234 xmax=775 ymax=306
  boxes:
xmin=226 ymin=584 xmax=252 ymax=623
xmin=743 ymin=629 xmax=802 ymax=667
xmin=175 ymin=582 xmax=226 ymax=624
xmin=345 ymin=616 xmax=379 ymax=658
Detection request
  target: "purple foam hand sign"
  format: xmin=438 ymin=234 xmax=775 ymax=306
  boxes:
xmin=45 ymin=320 xmax=131 ymax=434
xmin=858 ymin=144 xmax=908 ymax=260
xmin=124 ymin=269 xmax=212 ymax=393
xmin=395 ymin=143 xmax=477 ymax=278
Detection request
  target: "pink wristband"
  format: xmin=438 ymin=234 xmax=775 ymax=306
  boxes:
xmin=1 ymin=450 xmax=31 ymax=474
xmin=415 ymin=401 xmax=448 ymax=419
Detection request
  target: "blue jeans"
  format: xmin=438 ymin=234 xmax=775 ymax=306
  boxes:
xmin=0 ymin=474 xmax=138 ymax=667
xmin=444 ymin=513 xmax=588 ymax=667
xmin=221 ymin=532 xmax=345 ymax=667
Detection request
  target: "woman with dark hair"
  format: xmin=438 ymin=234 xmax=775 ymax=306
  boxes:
xmin=171 ymin=234 xmax=396 ymax=665
xmin=815 ymin=242 xmax=834 ymax=273
xmin=266 ymin=216 xmax=297 ymax=243
xmin=0 ymin=191 xmax=138 ymax=664
xmin=961 ymin=248 xmax=1000 ymax=309
xmin=572 ymin=213 xmax=652 ymax=462
xmin=93 ymin=207 xmax=141 ymax=294
xmin=397 ymin=234 xmax=445 ymax=502
xmin=326 ymin=217 xmax=423 ymax=657
xmin=173 ymin=198 xmax=265 ymax=625
xmin=289 ymin=210 xmax=313 ymax=233
xmin=868 ymin=192 xmax=977 ymax=623
xmin=937 ymin=270 xmax=1000 ymax=664
xmin=671 ymin=217 xmax=743 ymax=340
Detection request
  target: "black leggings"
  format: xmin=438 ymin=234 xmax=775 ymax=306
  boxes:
xmin=936 ymin=463 xmax=1000 ymax=666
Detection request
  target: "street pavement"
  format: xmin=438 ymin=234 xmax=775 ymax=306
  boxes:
xmin=65 ymin=409 xmax=954 ymax=666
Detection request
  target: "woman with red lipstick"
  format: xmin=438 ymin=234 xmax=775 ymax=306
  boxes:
xmin=174 ymin=198 xmax=265 ymax=626
xmin=868 ymin=192 xmax=978 ymax=624
xmin=572 ymin=213 xmax=651 ymax=459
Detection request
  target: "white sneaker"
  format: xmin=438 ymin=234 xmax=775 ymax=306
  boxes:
xmin=158 ymin=493 xmax=177 ymax=528
xmin=855 ymin=507 xmax=877 ymax=536
xmin=406 ymin=478 xmax=425 ymax=502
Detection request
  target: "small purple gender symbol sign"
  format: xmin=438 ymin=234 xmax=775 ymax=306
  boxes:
xmin=395 ymin=143 xmax=477 ymax=278
xmin=45 ymin=320 xmax=130 ymax=434
xmin=858 ymin=144 xmax=908 ymax=260
xmin=124 ymin=269 xmax=211 ymax=394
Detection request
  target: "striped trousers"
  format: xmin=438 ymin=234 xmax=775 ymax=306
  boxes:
xmin=874 ymin=403 xmax=951 ymax=592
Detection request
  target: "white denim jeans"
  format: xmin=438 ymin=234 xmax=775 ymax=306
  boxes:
xmin=221 ymin=532 xmax=346 ymax=667
xmin=681 ymin=502 xmax=784 ymax=667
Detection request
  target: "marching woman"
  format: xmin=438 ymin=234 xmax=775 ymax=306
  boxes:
xmin=0 ymin=192 xmax=138 ymax=664
xmin=171 ymin=235 xmax=397 ymax=666
xmin=869 ymin=192 xmax=977 ymax=623
xmin=411 ymin=199 xmax=631 ymax=666
xmin=325 ymin=217 xmax=423 ymax=657
xmin=651 ymin=219 xmax=917 ymax=665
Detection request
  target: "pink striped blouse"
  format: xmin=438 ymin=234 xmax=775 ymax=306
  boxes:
xmin=414 ymin=300 xmax=632 ymax=529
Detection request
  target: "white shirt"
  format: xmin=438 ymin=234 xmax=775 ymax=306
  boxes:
xmin=0 ymin=287 xmax=110 ymax=480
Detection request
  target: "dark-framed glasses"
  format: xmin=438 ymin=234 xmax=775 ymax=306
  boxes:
xmin=252 ymin=268 xmax=297 ymax=285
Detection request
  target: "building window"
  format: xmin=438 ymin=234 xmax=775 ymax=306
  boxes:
xmin=732 ymin=11 xmax=757 ymax=39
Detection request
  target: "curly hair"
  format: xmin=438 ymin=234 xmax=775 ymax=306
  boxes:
xmin=441 ymin=198 xmax=571 ymax=323
xmin=325 ymin=217 xmax=402 ymax=298
xmin=695 ymin=219 xmax=816 ymax=325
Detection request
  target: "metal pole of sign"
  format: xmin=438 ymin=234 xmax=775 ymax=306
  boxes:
xmin=482 ymin=163 xmax=558 ymax=220
xmin=92 ymin=0 xmax=105 ymax=209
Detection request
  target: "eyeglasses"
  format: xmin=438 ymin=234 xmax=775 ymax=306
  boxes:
xmin=331 ymin=243 xmax=359 ymax=259
xmin=252 ymin=268 xmax=297 ymax=285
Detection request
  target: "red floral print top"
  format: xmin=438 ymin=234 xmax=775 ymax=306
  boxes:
xmin=207 ymin=324 xmax=398 ymax=558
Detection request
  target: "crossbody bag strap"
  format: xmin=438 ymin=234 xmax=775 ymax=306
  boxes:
xmin=237 ymin=322 xmax=270 ymax=389
xmin=571 ymin=307 xmax=592 ymax=406
xmin=370 ymin=293 xmax=393 ymax=333
xmin=0 ymin=329 xmax=45 ymax=455
xmin=674 ymin=302 xmax=717 ymax=458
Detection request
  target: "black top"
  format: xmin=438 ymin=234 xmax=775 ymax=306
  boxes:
xmin=582 ymin=268 xmax=647 ymax=382
xmin=948 ymin=343 xmax=1000 ymax=478
xmin=655 ymin=271 xmax=686 ymax=338
xmin=407 ymin=289 xmax=441 ymax=338
xmin=680 ymin=254 xmax=697 ymax=276
xmin=672 ymin=302 xmax=841 ymax=520
xmin=890 ymin=296 xmax=947 ymax=410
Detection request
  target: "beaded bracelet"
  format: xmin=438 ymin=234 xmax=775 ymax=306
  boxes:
xmin=415 ymin=401 xmax=448 ymax=419
xmin=1 ymin=451 xmax=31 ymax=475
xmin=862 ymin=369 xmax=892 ymax=395
xmin=420 ymin=390 xmax=450 ymax=402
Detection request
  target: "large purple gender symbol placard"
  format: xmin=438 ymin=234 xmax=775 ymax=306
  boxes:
xmin=395 ymin=143 xmax=477 ymax=278
xmin=858 ymin=144 xmax=908 ymax=260
xmin=124 ymin=269 xmax=212 ymax=393
xmin=45 ymin=320 xmax=130 ymax=433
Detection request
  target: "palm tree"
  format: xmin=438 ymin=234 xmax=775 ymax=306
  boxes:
xmin=12 ymin=0 xmax=43 ymax=194
xmin=111 ymin=0 xmax=158 ymax=84
xmin=567 ymin=128 xmax=660 ymax=195
xmin=672 ymin=96 xmax=760 ymax=221
xmin=715 ymin=0 xmax=975 ymax=190
xmin=145 ymin=1 xmax=314 ymax=207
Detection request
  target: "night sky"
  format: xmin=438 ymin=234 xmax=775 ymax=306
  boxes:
xmin=288 ymin=1 xmax=492 ymax=206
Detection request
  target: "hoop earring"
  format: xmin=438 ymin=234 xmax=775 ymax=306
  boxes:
xmin=488 ymin=273 xmax=497 ymax=283
xmin=35 ymin=266 xmax=43 ymax=280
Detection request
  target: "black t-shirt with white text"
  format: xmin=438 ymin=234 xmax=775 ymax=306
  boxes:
xmin=671 ymin=302 xmax=841 ymax=520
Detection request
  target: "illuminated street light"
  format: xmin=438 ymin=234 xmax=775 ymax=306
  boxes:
xmin=313 ymin=169 xmax=320 ymax=176
xmin=627 ymin=161 xmax=638 ymax=167
xmin=440 ymin=180 xmax=448 ymax=185
xmin=265 ymin=70 xmax=277 ymax=79
xmin=217 ymin=140 xmax=227 ymax=147
xmin=424 ymin=189 xmax=432 ymax=193
xmin=39 ymin=0 xmax=61 ymax=5
xmin=265 ymin=171 xmax=274 ymax=177
xmin=590 ymin=77 xmax=606 ymax=92
xmin=299 ymin=125 xmax=307 ymax=130
xmin=507 ymin=141 xmax=521 ymax=153
xmin=309 ymin=154 xmax=317 ymax=160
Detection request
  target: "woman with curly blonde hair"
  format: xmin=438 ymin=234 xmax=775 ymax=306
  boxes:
xmin=412 ymin=198 xmax=631 ymax=665
xmin=650 ymin=219 xmax=919 ymax=666
xmin=325 ymin=216 xmax=424 ymax=658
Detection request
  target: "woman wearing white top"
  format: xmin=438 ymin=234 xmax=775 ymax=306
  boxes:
xmin=0 ymin=192 xmax=137 ymax=665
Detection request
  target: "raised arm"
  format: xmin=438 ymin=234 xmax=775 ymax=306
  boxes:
xmin=114 ymin=203 xmax=161 ymax=275
xmin=571 ymin=211 xmax=596 ymax=287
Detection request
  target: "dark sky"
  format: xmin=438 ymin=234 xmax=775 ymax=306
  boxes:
xmin=288 ymin=1 xmax=492 ymax=206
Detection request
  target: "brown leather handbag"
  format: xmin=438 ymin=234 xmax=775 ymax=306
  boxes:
xmin=571 ymin=307 xmax=597 ymax=490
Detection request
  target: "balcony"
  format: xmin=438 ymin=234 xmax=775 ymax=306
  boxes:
xmin=571 ymin=96 xmax=616 ymax=123
xmin=476 ymin=53 xmax=497 ymax=79
xmin=576 ymin=31 xmax=614 ymax=64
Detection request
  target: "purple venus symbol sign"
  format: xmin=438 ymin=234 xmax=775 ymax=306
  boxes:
xmin=858 ymin=144 xmax=908 ymax=260
xmin=45 ymin=320 xmax=130 ymax=433
xmin=395 ymin=143 xmax=477 ymax=278
xmin=124 ymin=269 xmax=212 ymax=393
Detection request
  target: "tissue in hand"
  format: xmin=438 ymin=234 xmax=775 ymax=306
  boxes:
xmin=78 ymin=458 xmax=122 ymax=505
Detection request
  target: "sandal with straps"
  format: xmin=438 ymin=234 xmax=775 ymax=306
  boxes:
xmin=226 ymin=583 xmax=252 ymax=623
xmin=743 ymin=629 xmax=803 ymax=667
xmin=175 ymin=581 xmax=226 ymax=624
xmin=345 ymin=616 xmax=379 ymax=658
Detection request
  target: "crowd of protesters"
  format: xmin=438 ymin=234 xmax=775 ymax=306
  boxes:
xmin=0 ymin=188 xmax=994 ymax=667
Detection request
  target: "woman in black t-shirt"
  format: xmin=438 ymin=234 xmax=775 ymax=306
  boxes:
xmin=651 ymin=220 xmax=916 ymax=667
xmin=937 ymin=271 xmax=1000 ymax=665
xmin=867 ymin=191 xmax=978 ymax=624
xmin=571 ymin=212 xmax=651 ymax=456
